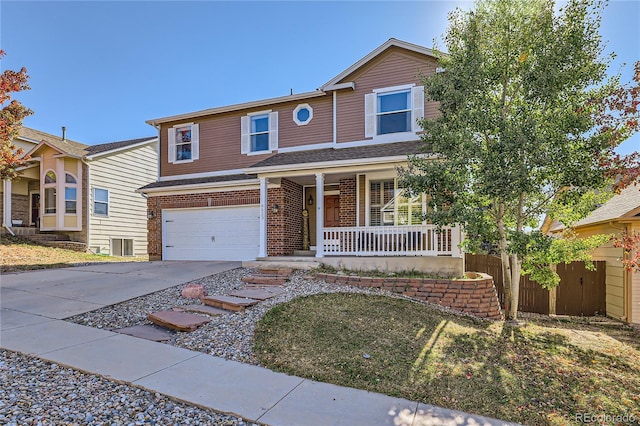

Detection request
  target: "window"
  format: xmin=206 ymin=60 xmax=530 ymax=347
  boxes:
xmin=43 ymin=170 xmax=56 ymax=214
xmin=241 ymin=111 xmax=278 ymax=154
xmin=250 ymin=114 xmax=269 ymax=152
xmin=65 ymin=187 xmax=77 ymax=213
xmin=369 ymin=179 xmax=424 ymax=226
xmin=44 ymin=188 xmax=56 ymax=214
xmin=93 ymin=188 xmax=109 ymax=216
xmin=293 ymin=103 xmax=313 ymax=126
xmin=64 ymin=173 xmax=78 ymax=214
xmin=112 ymin=238 xmax=133 ymax=256
xmin=168 ymin=123 xmax=199 ymax=163
xmin=365 ymin=85 xmax=424 ymax=139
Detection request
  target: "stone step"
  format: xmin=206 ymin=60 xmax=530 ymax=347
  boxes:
xmin=201 ymin=295 xmax=259 ymax=312
xmin=27 ymin=233 xmax=71 ymax=242
xmin=241 ymin=275 xmax=288 ymax=286
xmin=258 ymin=267 xmax=293 ymax=276
xmin=147 ymin=310 xmax=210 ymax=332
xmin=113 ymin=324 xmax=175 ymax=342
xmin=292 ymin=250 xmax=316 ymax=257
xmin=173 ymin=304 xmax=231 ymax=316
xmin=228 ymin=287 xmax=286 ymax=301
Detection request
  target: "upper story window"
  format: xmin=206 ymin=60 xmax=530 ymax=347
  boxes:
xmin=377 ymin=90 xmax=411 ymax=134
xmin=168 ymin=123 xmax=199 ymax=164
xmin=365 ymin=85 xmax=424 ymax=139
xmin=293 ymin=103 xmax=313 ymax=126
xmin=241 ymin=111 xmax=278 ymax=155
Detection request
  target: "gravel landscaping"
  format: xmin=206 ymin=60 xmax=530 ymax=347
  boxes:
xmin=66 ymin=267 xmax=395 ymax=364
xmin=0 ymin=349 xmax=257 ymax=426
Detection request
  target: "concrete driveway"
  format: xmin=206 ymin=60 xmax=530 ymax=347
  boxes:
xmin=0 ymin=261 xmax=240 ymax=320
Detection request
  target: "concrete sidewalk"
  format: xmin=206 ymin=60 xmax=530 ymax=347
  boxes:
xmin=1 ymin=262 xmax=515 ymax=426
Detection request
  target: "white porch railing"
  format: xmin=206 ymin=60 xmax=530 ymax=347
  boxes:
xmin=322 ymin=225 xmax=461 ymax=257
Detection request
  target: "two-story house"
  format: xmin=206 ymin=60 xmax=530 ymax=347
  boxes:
xmin=139 ymin=38 xmax=463 ymax=276
xmin=1 ymin=127 xmax=158 ymax=256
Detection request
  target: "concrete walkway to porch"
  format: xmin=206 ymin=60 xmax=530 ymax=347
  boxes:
xmin=1 ymin=262 xmax=515 ymax=426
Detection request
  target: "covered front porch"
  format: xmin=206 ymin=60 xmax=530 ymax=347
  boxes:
xmin=253 ymin=165 xmax=463 ymax=275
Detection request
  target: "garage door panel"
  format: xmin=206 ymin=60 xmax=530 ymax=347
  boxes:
xmin=163 ymin=206 xmax=260 ymax=261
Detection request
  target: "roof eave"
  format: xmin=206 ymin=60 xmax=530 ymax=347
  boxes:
xmin=146 ymin=91 xmax=326 ymax=126
xmin=137 ymin=178 xmax=261 ymax=194
xmin=84 ymin=138 xmax=158 ymax=160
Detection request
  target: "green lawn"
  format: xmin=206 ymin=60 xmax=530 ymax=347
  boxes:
xmin=0 ymin=235 xmax=146 ymax=273
xmin=254 ymin=293 xmax=640 ymax=425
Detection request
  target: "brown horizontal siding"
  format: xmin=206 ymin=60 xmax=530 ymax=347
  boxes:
xmin=160 ymin=96 xmax=332 ymax=178
xmin=337 ymin=47 xmax=439 ymax=143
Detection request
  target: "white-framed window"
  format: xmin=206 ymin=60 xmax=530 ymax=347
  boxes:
xmin=368 ymin=178 xmax=425 ymax=226
xmin=241 ymin=111 xmax=278 ymax=154
xmin=293 ymin=103 xmax=313 ymax=126
xmin=168 ymin=123 xmax=199 ymax=163
xmin=93 ymin=188 xmax=109 ymax=216
xmin=43 ymin=170 xmax=56 ymax=214
xmin=112 ymin=238 xmax=133 ymax=256
xmin=365 ymin=85 xmax=424 ymax=138
xmin=64 ymin=173 xmax=77 ymax=214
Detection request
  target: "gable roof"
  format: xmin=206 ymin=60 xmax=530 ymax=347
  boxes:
xmin=146 ymin=38 xmax=438 ymax=126
xmin=574 ymin=184 xmax=640 ymax=227
xmin=321 ymin=38 xmax=438 ymax=90
xmin=19 ymin=127 xmax=156 ymax=159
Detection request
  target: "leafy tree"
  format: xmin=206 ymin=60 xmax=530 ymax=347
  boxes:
xmin=0 ymin=50 xmax=32 ymax=180
xmin=400 ymin=0 xmax=639 ymax=320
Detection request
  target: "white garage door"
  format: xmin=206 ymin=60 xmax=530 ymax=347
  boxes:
xmin=163 ymin=206 xmax=260 ymax=261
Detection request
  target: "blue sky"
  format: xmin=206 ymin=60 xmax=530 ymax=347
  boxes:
xmin=1 ymin=0 xmax=638 ymax=154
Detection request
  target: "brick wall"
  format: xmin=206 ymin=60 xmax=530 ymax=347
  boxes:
xmin=146 ymin=189 xmax=261 ymax=260
xmin=11 ymin=194 xmax=29 ymax=225
xmin=316 ymin=272 xmax=504 ymax=320
xmin=267 ymin=179 xmax=303 ymax=256
xmin=339 ymin=177 xmax=356 ymax=227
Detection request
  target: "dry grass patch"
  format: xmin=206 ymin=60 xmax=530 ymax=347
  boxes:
xmin=0 ymin=235 xmax=146 ymax=273
xmin=254 ymin=293 xmax=640 ymax=425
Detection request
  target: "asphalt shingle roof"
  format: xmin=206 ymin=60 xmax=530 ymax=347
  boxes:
xmin=574 ymin=183 xmax=640 ymax=227
xmin=18 ymin=127 xmax=155 ymax=158
xmin=248 ymin=140 xmax=428 ymax=168
xmin=138 ymin=174 xmax=258 ymax=191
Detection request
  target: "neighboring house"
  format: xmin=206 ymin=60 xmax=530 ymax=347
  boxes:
xmin=139 ymin=38 xmax=463 ymax=276
xmin=544 ymin=184 xmax=640 ymax=325
xmin=1 ymin=127 xmax=158 ymax=256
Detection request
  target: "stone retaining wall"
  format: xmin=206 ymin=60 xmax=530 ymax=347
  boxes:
xmin=316 ymin=272 xmax=504 ymax=320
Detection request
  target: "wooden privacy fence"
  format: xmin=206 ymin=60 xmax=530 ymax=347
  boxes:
xmin=465 ymin=254 xmax=606 ymax=316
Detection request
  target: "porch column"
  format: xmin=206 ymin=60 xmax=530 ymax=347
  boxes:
xmin=3 ymin=179 xmax=11 ymax=227
xmin=315 ymin=173 xmax=324 ymax=258
xmin=259 ymin=177 xmax=268 ymax=258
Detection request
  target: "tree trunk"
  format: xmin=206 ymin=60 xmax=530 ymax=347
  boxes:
xmin=497 ymin=208 xmax=513 ymax=318
xmin=508 ymin=253 xmax=522 ymax=320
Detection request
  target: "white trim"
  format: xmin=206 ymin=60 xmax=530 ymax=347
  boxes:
xmin=315 ymin=173 xmax=325 ymax=258
xmin=333 ymin=91 xmax=337 ymax=146
xmin=247 ymin=154 xmax=426 ymax=174
xmin=259 ymin=178 xmax=267 ymax=258
xmin=92 ymin=187 xmax=110 ymax=217
xmin=3 ymin=180 xmax=12 ymax=228
xmin=372 ymin=83 xmax=415 ymax=93
xmin=293 ymin=104 xmax=313 ymax=126
xmin=324 ymin=82 xmax=355 ymax=91
xmin=247 ymin=109 xmax=272 ymax=117
xmin=277 ymin=142 xmax=334 ymax=154
xmin=158 ymin=169 xmax=247 ymax=182
xmin=140 ymin=179 xmax=281 ymax=197
xmin=84 ymin=138 xmax=157 ymax=160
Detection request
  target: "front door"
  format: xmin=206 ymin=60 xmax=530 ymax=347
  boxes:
xmin=31 ymin=192 xmax=40 ymax=227
xmin=324 ymin=195 xmax=340 ymax=227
